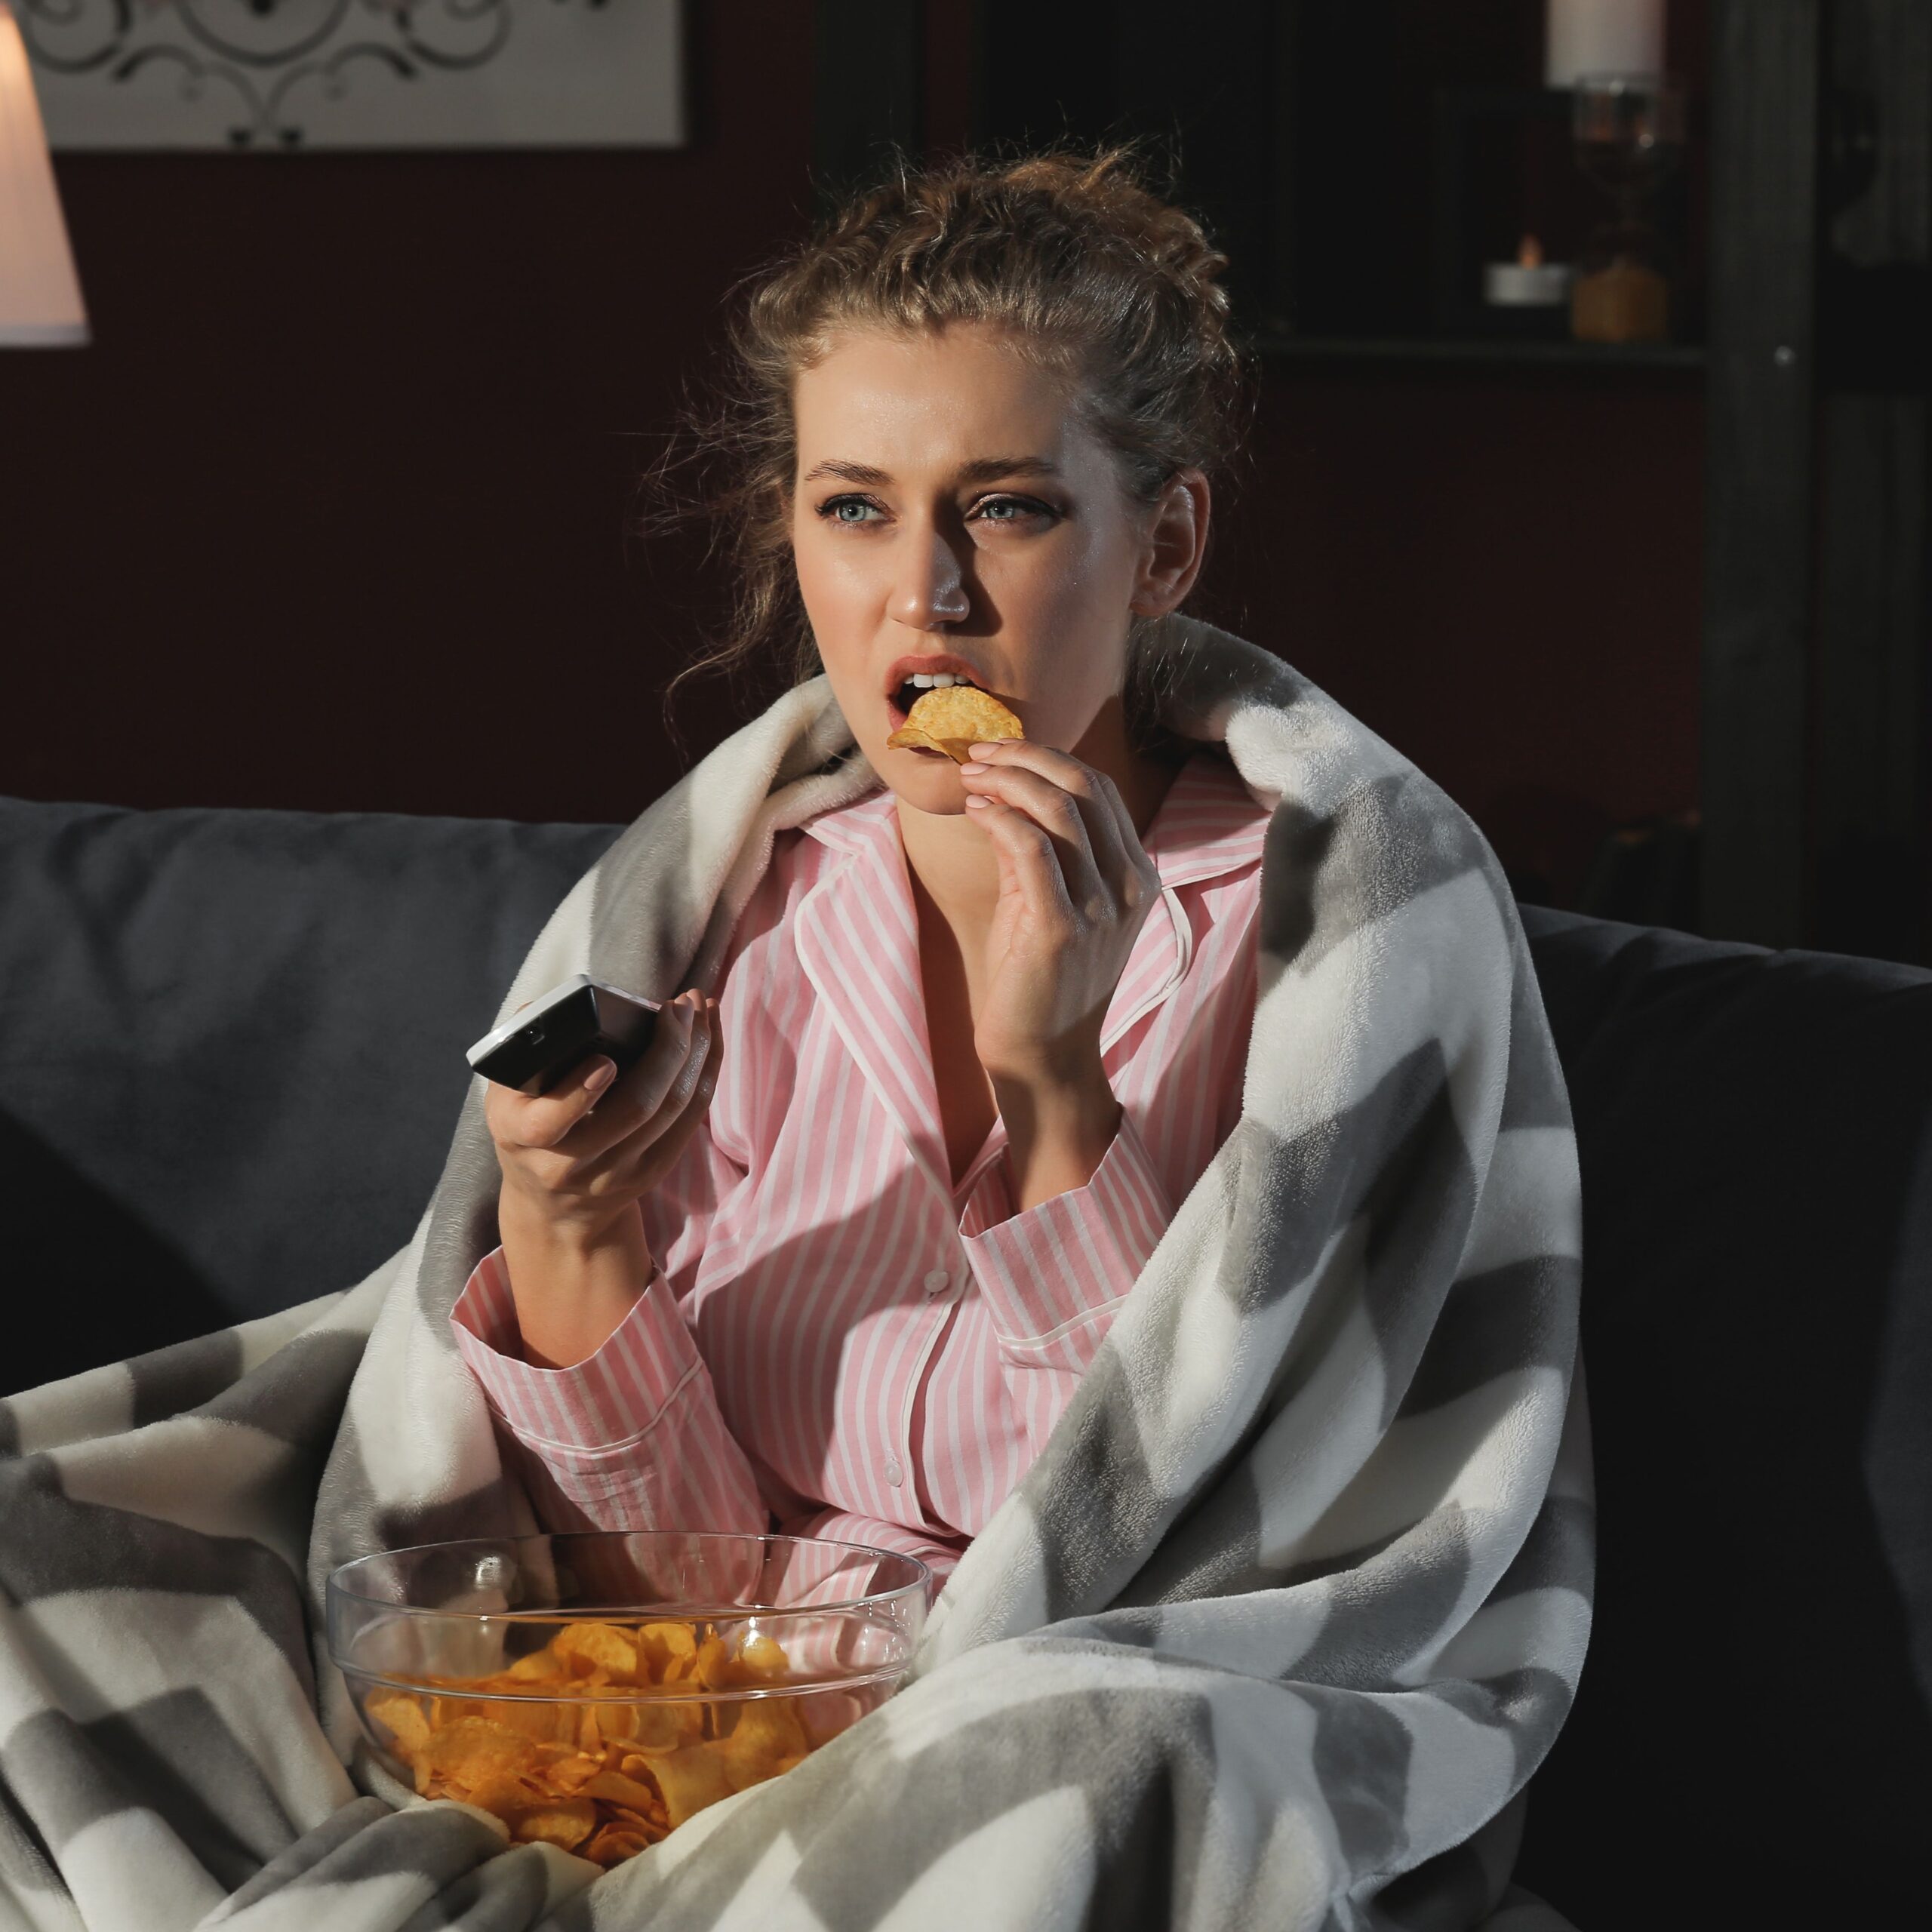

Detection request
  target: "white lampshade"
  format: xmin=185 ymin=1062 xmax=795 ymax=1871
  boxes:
xmin=1545 ymin=0 xmax=1666 ymax=89
xmin=0 ymin=0 xmax=87 ymax=346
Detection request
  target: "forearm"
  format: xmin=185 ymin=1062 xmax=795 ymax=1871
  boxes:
xmin=992 ymin=1057 xmax=1122 ymax=1213
xmin=497 ymin=1188 xmax=654 ymax=1370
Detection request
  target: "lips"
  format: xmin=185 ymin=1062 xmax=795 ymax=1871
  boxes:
xmin=882 ymin=652 xmax=992 ymax=732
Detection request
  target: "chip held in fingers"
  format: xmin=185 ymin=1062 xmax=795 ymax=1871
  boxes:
xmin=886 ymin=683 xmax=1025 ymax=764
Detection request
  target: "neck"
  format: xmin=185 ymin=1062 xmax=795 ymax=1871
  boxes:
xmin=896 ymin=697 xmax=1183 ymax=936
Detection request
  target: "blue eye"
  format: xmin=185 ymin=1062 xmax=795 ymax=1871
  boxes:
xmin=977 ymin=496 xmax=1051 ymax=523
xmin=815 ymin=494 xmax=1057 ymax=528
xmin=823 ymin=497 xmax=881 ymax=524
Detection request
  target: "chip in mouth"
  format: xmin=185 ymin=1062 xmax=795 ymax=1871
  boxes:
xmin=886 ymin=685 xmax=1025 ymax=764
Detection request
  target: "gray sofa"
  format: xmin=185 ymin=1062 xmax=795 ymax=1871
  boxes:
xmin=2 ymin=792 xmax=1927 ymax=1928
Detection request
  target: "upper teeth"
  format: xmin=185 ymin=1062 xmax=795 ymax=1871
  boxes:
xmin=909 ymin=672 xmax=967 ymax=688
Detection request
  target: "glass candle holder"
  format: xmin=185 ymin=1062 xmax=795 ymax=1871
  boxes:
xmin=1569 ymin=73 xmax=1686 ymax=343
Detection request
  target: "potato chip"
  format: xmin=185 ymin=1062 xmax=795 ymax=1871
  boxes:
xmin=897 ymin=683 xmax=1024 ymax=748
xmin=623 ymin=1702 xmax=704 ymax=1754
xmin=691 ymin=1632 xmax=737 ymax=1692
xmin=734 ymin=1634 xmax=792 ymax=1683
xmin=885 ymin=681 xmax=1026 ymax=764
xmin=606 ymin=1809 xmax=665 ymax=1846
xmin=577 ymin=1769 xmax=662 ymax=1814
xmin=367 ymin=1691 xmax=432 ymax=1761
xmin=635 ymin=1621 xmax=697 ymax=1679
xmin=472 ymin=1697 xmax=576 ymax=1746
xmin=458 ymin=1772 xmax=544 ymax=1823
xmin=510 ymin=1798 xmax=598 ymax=1852
xmin=584 ymin=1824 xmax=654 ymax=1866
xmin=648 ymin=1744 xmax=737 ymax=1829
xmin=538 ymin=1751 xmax=602 ymax=1796
xmin=552 ymin=1622 xmax=639 ymax=1684
xmin=718 ymin=1697 xmax=811 ymax=1793
xmin=577 ymin=1703 xmax=605 ymax=1755
xmin=422 ymin=1716 xmax=541 ymax=1789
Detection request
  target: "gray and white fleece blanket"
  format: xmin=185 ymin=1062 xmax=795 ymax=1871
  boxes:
xmin=0 ymin=614 xmax=1592 ymax=1932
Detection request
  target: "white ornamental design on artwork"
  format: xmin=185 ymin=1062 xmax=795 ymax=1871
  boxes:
xmin=22 ymin=2 xmax=685 ymax=150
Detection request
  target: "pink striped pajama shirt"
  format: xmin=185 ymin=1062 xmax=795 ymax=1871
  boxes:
xmin=453 ymin=748 xmax=1271 ymax=1589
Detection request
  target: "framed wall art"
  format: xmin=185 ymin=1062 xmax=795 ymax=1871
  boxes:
xmin=22 ymin=1 xmax=686 ymax=151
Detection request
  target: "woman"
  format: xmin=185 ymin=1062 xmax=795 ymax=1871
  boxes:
xmin=0 ymin=141 xmax=1587 ymax=1932
xmin=452 ymin=142 xmax=1268 ymax=1589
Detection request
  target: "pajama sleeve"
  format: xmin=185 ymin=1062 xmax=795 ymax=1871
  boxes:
xmin=451 ymin=1118 xmax=768 ymax=1534
xmin=956 ymin=1108 xmax=1176 ymax=1378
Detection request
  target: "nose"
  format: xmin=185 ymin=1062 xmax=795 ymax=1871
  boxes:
xmin=892 ymin=525 xmax=970 ymax=628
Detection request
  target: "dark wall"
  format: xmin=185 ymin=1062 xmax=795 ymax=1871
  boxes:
xmin=1214 ymin=365 xmax=1704 ymax=909
xmin=0 ymin=0 xmax=1700 ymax=909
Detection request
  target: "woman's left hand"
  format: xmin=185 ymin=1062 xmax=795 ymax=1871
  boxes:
xmin=958 ymin=740 xmax=1162 ymax=1095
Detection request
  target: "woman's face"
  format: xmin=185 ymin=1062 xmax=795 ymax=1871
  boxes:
xmin=789 ymin=320 xmax=1168 ymax=811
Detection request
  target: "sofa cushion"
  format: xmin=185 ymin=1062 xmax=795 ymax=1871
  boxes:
xmin=0 ymin=795 xmax=620 ymax=1386
xmin=1512 ymin=906 xmax=1932 ymax=1927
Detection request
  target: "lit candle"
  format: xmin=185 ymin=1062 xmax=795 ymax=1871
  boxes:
xmin=1545 ymin=0 xmax=1665 ymax=88
xmin=1484 ymin=235 xmax=1573 ymax=308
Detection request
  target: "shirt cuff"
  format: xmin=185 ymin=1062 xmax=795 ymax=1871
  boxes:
xmin=451 ymin=1244 xmax=708 ymax=1462
xmin=958 ymin=1109 xmax=1173 ymax=1351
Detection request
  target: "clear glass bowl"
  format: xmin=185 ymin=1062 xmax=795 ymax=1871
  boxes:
xmin=327 ymin=1531 xmax=929 ymax=1864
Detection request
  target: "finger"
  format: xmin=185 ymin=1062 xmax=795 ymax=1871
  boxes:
xmin=967 ymin=744 xmax=1154 ymax=918
xmin=503 ymin=992 xmax=695 ymax=1154
xmin=643 ymin=1001 xmax=725 ymax=1171
xmin=697 ymin=998 xmax=723 ymax=1107
xmin=1079 ymin=763 xmax=1161 ymax=917
xmin=964 ymin=792 xmax=1077 ymax=925
xmin=959 ymin=759 xmax=1106 ymax=906
xmin=1077 ymin=760 xmax=1137 ymax=859
xmin=961 ymin=737 xmax=1121 ymax=836
xmin=488 ymin=1039 xmax=632 ymax=1153
xmin=964 ymin=740 xmax=1090 ymax=783
xmin=563 ymin=990 xmax=714 ymax=1161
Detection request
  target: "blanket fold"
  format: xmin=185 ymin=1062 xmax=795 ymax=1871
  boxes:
xmin=0 ymin=615 xmax=1591 ymax=1932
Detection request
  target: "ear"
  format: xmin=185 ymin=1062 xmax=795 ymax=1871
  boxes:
xmin=1127 ymin=467 xmax=1211 ymax=619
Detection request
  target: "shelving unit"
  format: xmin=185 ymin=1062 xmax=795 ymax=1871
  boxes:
xmin=1248 ymin=332 xmax=1706 ymax=371
xmin=810 ymin=0 xmax=1930 ymax=964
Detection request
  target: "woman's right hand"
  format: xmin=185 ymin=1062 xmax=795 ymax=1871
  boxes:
xmin=485 ymin=987 xmax=721 ymax=1246
xmin=479 ymin=988 xmax=720 ymax=1369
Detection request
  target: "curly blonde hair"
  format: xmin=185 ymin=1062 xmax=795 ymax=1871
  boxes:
xmin=638 ymin=135 xmax=1260 ymax=757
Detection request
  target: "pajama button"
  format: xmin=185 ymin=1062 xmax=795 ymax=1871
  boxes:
xmin=922 ymin=1269 xmax=950 ymax=1296
xmin=884 ymin=1458 xmax=903 ymax=1486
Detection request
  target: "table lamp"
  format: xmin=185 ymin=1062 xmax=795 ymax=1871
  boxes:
xmin=0 ymin=0 xmax=87 ymax=346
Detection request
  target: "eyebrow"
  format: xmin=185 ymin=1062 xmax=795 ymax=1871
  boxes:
xmin=798 ymin=456 xmax=1063 ymax=488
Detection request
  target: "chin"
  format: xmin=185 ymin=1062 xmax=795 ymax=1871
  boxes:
xmin=875 ymin=748 xmax=969 ymax=812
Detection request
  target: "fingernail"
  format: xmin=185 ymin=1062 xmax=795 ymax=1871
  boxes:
xmin=584 ymin=1060 xmax=616 ymax=1092
xmin=968 ymin=743 xmax=999 ymax=758
xmin=958 ymin=761 xmax=988 ymax=776
xmin=964 ymin=795 xmax=992 ymax=810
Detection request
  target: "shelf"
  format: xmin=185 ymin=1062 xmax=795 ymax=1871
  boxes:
xmin=1247 ymin=331 xmax=1707 ymax=371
